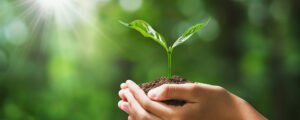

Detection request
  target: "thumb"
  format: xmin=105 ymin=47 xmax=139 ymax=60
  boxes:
xmin=147 ymin=83 xmax=200 ymax=102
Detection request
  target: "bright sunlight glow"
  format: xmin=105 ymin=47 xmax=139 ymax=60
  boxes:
xmin=36 ymin=0 xmax=67 ymax=12
xmin=15 ymin=0 xmax=101 ymax=56
xmin=20 ymin=0 xmax=96 ymax=29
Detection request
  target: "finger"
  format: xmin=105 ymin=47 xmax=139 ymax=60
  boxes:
xmin=118 ymin=100 xmax=129 ymax=113
xmin=124 ymin=89 xmax=161 ymax=120
xmin=147 ymin=83 xmax=201 ymax=102
xmin=119 ymin=90 xmax=127 ymax=101
xmin=128 ymin=116 xmax=134 ymax=120
xmin=121 ymin=83 xmax=128 ymax=89
xmin=126 ymin=80 xmax=171 ymax=117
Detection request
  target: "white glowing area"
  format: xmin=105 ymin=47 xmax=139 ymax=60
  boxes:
xmin=36 ymin=0 xmax=68 ymax=12
xmin=19 ymin=0 xmax=95 ymax=29
xmin=14 ymin=0 xmax=100 ymax=56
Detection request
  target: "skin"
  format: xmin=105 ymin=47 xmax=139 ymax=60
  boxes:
xmin=118 ymin=80 xmax=267 ymax=120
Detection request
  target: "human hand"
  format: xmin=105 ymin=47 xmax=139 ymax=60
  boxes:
xmin=118 ymin=80 xmax=266 ymax=120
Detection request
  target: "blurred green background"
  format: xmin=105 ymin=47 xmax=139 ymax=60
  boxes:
xmin=0 ymin=0 xmax=299 ymax=119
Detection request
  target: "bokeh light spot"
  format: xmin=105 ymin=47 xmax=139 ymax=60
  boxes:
xmin=4 ymin=20 xmax=28 ymax=45
xmin=119 ymin=0 xmax=142 ymax=12
xmin=177 ymin=0 xmax=204 ymax=17
xmin=248 ymin=1 xmax=267 ymax=26
xmin=198 ymin=18 xmax=220 ymax=42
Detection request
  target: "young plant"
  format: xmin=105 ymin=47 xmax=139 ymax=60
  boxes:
xmin=120 ymin=19 xmax=210 ymax=79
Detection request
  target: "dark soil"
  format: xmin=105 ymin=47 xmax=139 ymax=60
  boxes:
xmin=139 ymin=75 xmax=192 ymax=106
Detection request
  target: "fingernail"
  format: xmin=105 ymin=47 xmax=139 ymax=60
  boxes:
xmin=126 ymin=80 xmax=131 ymax=83
xmin=120 ymin=83 xmax=125 ymax=89
xmin=148 ymin=89 xmax=158 ymax=100
xmin=118 ymin=101 xmax=122 ymax=108
xmin=123 ymin=103 xmax=129 ymax=113
xmin=119 ymin=90 xmax=125 ymax=101
xmin=118 ymin=90 xmax=122 ymax=96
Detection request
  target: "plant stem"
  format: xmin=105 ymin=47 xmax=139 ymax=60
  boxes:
xmin=168 ymin=48 xmax=173 ymax=80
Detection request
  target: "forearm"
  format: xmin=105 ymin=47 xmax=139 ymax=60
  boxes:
xmin=232 ymin=94 xmax=267 ymax=120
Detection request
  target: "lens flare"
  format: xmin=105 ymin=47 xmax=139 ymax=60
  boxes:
xmin=4 ymin=0 xmax=112 ymax=62
xmin=37 ymin=0 xmax=66 ymax=11
xmin=6 ymin=0 xmax=105 ymax=59
xmin=18 ymin=0 xmax=98 ymax=30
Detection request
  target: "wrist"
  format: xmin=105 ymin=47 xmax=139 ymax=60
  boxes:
xmin=233 ymin=94 xmax=267 ymax=120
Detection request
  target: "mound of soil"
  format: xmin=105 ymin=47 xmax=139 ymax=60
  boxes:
xmin=138 ymin=75 xmax=192 ymax=106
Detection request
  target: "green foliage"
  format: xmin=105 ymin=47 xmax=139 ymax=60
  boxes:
xmin=172 ymin=18 xmax=210 ymax=48
xmin=119 ymin=20 xmax=168 ymax=51
xmin=120 ymin=19 xmax=210 ymax=79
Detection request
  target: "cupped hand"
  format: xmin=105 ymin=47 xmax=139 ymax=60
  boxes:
xmin=118 ymin=80 xmax=266 ymax=120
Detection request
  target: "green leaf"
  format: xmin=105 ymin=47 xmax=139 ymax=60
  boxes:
xmin=119 ymin=20 xmax=168 ymax=51
xmin=172 ymin=18 xmax=210 ymax=48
